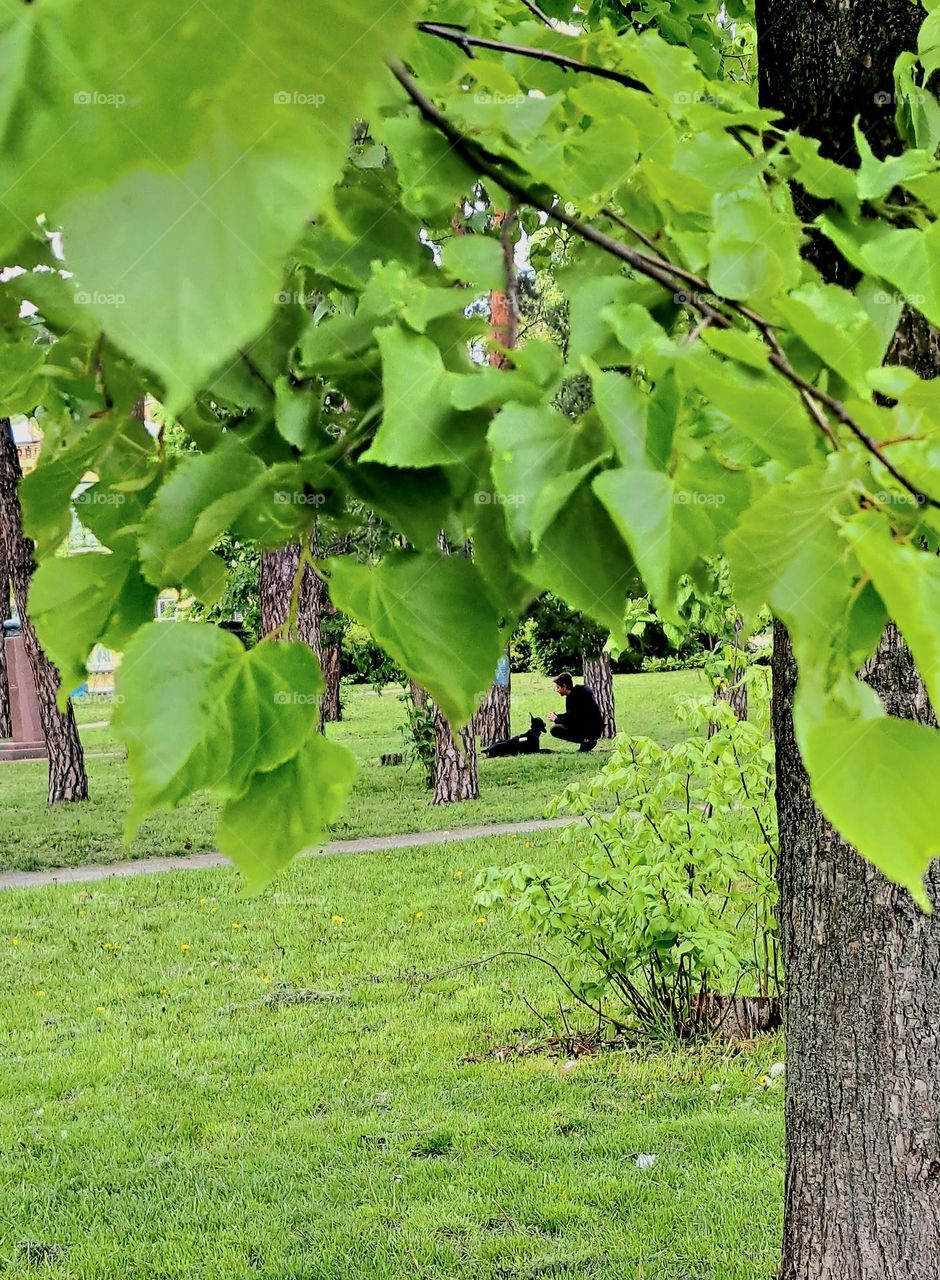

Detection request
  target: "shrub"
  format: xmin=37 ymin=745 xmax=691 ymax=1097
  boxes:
xmin=343 ymin=622 xmax=404 ymax=688
xmin=474 ymin=699 xmax=779 ymax=1041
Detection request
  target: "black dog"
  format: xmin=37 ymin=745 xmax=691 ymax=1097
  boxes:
xmin=483 ymin=715 xmax=547 ymax=758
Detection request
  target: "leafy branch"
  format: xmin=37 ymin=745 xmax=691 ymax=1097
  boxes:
xmin=389 ymin=59 xmax=939 ymax=511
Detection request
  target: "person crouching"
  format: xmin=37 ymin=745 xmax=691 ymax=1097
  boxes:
xmin=548 ymin=672 xmax=603 ymax=752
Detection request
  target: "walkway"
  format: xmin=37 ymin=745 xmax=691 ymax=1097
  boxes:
xmin=0 ymin=816 xmax=578 ymax=891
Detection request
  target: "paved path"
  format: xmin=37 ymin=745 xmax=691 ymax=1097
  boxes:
xmin=0 ymin=816 xmax=578 ymax=892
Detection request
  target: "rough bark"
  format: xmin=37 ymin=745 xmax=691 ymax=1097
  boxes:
xmin=759 ymin=3 xmax=940 ymax=1275
xmin=473 ymin=652 xmax=511 ymax=747
xmin=432 ymin=531 xmax=479 ymax=801
xmin=773 ymin=623 xmax=940 ymax=1280
xmin=0 ymin=420 xmax=87 ymax=802
xmin=581 ymin=650 xmax=615 ymax=738
xmin=432 ymin=706 xmax=478 ymax=804
xmin=259 ymin=532 xmax=342 ymax=732
xmin=0 ymin=527 xmax=11 ymax=738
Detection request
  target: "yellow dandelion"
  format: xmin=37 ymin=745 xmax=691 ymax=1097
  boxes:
xmin=34 ymin=990 xmax=46 ymax=998
xmin=261 ymin=976 xmax=272 ymax=985
xmin=160 ymin=988 xmax=169 ymax=997
xmin=454 ymin=870 xmax=464 ymax=879
xmin=330 ymin=914 xmax=345 ymax=924
xmin=180 ymin=943 xmax=191 ymax=953
xmin=414 ymin=911 xmax=425 ymax=921
xmin=199 ymin=897 xmax=207 ymax=906
xmin=524 ymin=841 xmax=531 ymax=849
xmin=95 ymin=1006 xmax=105 ymax=1013
xmin=476 ymin=916 xmax=487 ymax=926
xmin=231 ymin=922 xmax=241 ymax=930
xmin=10 ymin=938 xmax=20 ymax=947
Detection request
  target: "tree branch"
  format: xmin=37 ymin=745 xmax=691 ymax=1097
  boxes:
xmin=416 ymin=21 xmax=648 ymax=94
xmin=389 ymin=59 xmax=940 ymax=511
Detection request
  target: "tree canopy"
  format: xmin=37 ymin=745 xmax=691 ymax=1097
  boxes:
xmin=5 ymin=0 xmax=940 ymax=896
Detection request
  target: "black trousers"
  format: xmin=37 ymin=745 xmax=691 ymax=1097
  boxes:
xmin=550 ymin=725 xmax=595 ymax=745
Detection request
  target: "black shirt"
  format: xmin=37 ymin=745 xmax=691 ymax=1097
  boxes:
xmin=557 ymin=685 xmax=603 ymax=737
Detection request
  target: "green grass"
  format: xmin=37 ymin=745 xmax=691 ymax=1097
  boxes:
xmin=0 ymin=671 xmax=707 ymax=874
xmin=0 ymin=832 xmax=783 ymax=1279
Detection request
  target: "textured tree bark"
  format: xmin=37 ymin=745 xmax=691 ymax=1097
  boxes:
xmin=581 ymin=650 xmax=615 ymax=738
xmin=759 ymin=3 xmax=940 ymax=1275
xmin=0 ymin=529 xmax=11 ymax=738
xmin=0 ymin=420 xmax=87 ymax=802
xmin=473 ymin=652 xmax=511 ymax=747
xmin=773 ymin=624 xmax=940 ymax=1280
xmin=432 ymin=706 xmax=478 ymax=804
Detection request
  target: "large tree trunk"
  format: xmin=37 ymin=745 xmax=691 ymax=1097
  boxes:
xmin=0 ymin=529 xmax=11 ymax=738
xmin=581 ymin=649 xmax=615 ymax=738
xmin=0 ymin=420 xmax=87 ymax=802
xmin=758 ymin=2 xmax=940 ymax=1275
xmin=773 ymin=623 xmax=940 ymax=1278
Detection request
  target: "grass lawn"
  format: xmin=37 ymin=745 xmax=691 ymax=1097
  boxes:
xmin=0 ymin=671 xmax=709 ymax=874
xmin=0 ymin=831 xmax=783 ymax=1279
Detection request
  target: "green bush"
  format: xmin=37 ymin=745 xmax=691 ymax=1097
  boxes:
xmin=475 ymin=698 xmax=779 ymax=1041
xmin=343 ymin=622 xmax=404 ymax=688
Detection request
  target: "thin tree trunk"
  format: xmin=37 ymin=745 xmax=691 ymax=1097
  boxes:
xmin=0 ymin=528 xmax=11 ymax=738
xmin=432 ymin=706 xmax=478 ymax=804
xmin=260 ymin=534 xmax=338 ymax=732
xmin=434 ymin=531 xmax=478 ymax=801
xmin=473 ymin=654 xmax=511 ymax=747
xmin=758 ymin=3 xmax=940 ymax=1274
xmin=582 ymin=650 xmax=615 ymax=738
xmin=0 ymin=419 xmax=87 ymax=802
xmin=471 ymin=205 xmax=517 ymax=744
xmin=710 ymin=617 xmax=748 ymax=736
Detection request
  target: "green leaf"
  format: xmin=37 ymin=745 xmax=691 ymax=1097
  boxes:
xmin=219 ymin=732 xmax=357 ymax=891
xmin=708 ymin=187 xmax=802 ymax=303
xmin=0 ymin=342 xmax=46 ymax=416
xmin=593 ymin=467 xmax=713 ymax=618
xmin=7 ymin=0 xmax=420 ymax=404
xmin=802 ymin=712 xmax=940 ymax=906
xmin=847 ymin=514 xmax=940 ymax=713
xmin=362 ymin=326 xmax=486 ymax=468
xmin=774 ymin=283 xmax=884 ymax=395
xmin=488 ymin=402 xmax=604 ymax=550
xmin=113 ymin=623 xmax=323 ymax=830
xmin=441 ymin=236 xmax=505 ymax=290
xmin=528 ymin=482 xmax=635 ymax=641
xmin=327 ymin=552 xmax=504 ymax=725
xmin=29 ymin=549 xmax=155 ymax=701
